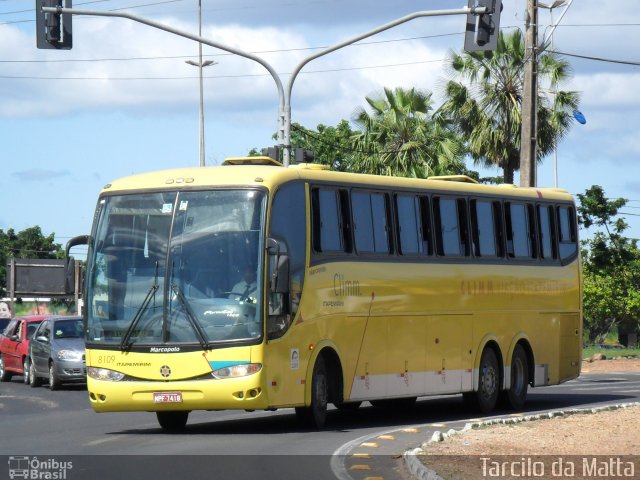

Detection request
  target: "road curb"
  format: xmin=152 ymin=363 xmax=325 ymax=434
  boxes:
xmin=403 ymin=401 xmax=640 ymax=480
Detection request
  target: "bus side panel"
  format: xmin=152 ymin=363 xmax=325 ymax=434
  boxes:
xmin=558 ymin=313 xmax=581 ymax=383
xmin=351 ymin=316 xmax=389 ymax=400
xmin=387 ymin=315 xmax=427 ymax=397
xmin=425 ymin=315 xmax=473 ymax=394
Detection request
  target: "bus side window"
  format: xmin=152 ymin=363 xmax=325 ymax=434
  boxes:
xmin=470 ymin=199 xmax=498 ymax=258
xmin=395 ymin=194 xmax=422 ymax=255
xmin=352 ymin=191 xmax=391 ymax=255
xmin=537 ymin=204 xmax=558 ymax=261
xmin=433 ymin=196 xmax=468 ymax=257
xmin=557 ymin=205 xmax=578 ymax=262
xmin=312 ymin=188 xmax=349 ymax=254
xmin=506 ymin=202 xmax=536 ymax=259
xmin=419 ymin=196 xmax=434 ymax=255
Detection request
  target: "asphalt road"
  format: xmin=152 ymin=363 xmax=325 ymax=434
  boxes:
xmin=1 ymin=371 xmax=639 ymax=480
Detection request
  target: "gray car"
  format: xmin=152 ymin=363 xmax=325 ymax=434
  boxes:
xmin=29 ymin=316 xmax=85 ymax=390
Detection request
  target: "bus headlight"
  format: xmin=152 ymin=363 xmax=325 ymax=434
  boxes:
xmin=87 ymin=367 xmax=125 ymax=381
xmin=211 ymin=363 xmax=262 ymax=379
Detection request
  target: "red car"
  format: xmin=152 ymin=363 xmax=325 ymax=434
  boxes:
xmin=0 ymin=315 xmax=49 ymax=384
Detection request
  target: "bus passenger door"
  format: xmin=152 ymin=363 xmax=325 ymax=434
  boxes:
xmin=425 ymin=314 xmax=473 ymax=394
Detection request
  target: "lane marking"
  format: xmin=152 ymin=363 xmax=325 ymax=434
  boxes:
xmin=351 ymin=453 xmax=371 ymax=459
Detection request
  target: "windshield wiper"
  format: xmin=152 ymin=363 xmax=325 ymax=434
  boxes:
xmin=120 ymin=262 xmax=159 ymax=351
xmin=171 ymin=283 xmax=209 ymax=350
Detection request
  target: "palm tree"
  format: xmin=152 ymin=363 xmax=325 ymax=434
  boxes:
xmin=440 ymin=30 xmax=579 ymax=184
xmin=348 ymin=86 xmax=466 ymax=178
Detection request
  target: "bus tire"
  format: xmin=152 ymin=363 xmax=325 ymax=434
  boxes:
xmin=295 ymin=355 xmax=328 ymax=429
xmin=501 ymin=344 xmax=529 ymax=410
xmin=156 ymin=411 xmax=189 ymax=431
xmin=469 ymin=347 xmax=500 ymax=414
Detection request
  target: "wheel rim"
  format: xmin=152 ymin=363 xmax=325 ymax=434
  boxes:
xmin=0 ymin=357 xmax=4 ymax=377
xmin=23 ymin=358 xmax=29 ymax=383
xmin=30 ymin=362 xmax=35 ymax=384
xmin=49 ymin=365 xmax=54 ymax=385
xmin=481 ymin=362 xmax=498 ymax=399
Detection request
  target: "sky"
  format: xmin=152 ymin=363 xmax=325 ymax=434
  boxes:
xmin=1 ymin=0 xmax=639 ymax=258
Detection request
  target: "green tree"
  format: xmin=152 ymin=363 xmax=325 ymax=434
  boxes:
xmin=0 ymin=226 xmax=63 ymax=297
xmin=348 ymin=86 xmax=466 ymax=178
xmin=289 ymin=120 xmax=356 ymax=171
xmin=249 ymin=120 xmax=356 ymax=171
xmin=440 ymin=30 xmax=580 ymax=184
xmin=578 ymin=186 xmax=640 ymax=343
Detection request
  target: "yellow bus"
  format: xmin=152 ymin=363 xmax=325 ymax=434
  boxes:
xmin=82 ymin=157 xmax=581 ymax=430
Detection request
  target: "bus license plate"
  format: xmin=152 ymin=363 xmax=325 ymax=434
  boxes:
xmin=153 ymin=392 xmax=183 ymax=403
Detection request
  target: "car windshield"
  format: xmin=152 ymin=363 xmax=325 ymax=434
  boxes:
xmin=53 ymin=319 xmax=84 ymax=339
xmin=86 ymin=189 xmax=266 ymax=347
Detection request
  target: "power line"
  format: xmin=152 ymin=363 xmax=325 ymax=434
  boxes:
xmin=551 ymin=50 xmax=640 ymax=67
xmin=0 ymin=58 xmax=445 ymax=80
xmin=0 ymin=32 xmax=461 ymax=63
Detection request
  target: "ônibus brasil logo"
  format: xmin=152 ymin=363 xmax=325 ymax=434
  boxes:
xmin=8 ymin=456 xmax=73 ymax=479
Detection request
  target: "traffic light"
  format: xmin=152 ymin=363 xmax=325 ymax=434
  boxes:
xmin=262 ymin=146 xmax=281 ymax=162
xmin=36 ymin=0 xmax=73 ymax=50
xmin=294 ymin=148 xmax=314 ymax=164
xmin=464 ymin=0 xmax=502 ymax=52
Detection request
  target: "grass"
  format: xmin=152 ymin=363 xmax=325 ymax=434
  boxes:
xmin=583 ymin=345 xmax=640 ymax=359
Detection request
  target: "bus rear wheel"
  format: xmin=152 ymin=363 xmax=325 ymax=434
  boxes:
xmin=156 ymin=411 xmax=189 ymax=431
xmin=466 ymin=347 xmax=500 ymax=414
xmin=501 ymin=344 xmax=529 ymax=410
xmin=295 ymin=356 xmax=328 ymax=429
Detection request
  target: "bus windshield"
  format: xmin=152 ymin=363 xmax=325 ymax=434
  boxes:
xmin=86 ymin=189 xmax=266 ymax=347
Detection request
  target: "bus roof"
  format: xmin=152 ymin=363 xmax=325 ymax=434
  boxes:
xmin=101 ymin=160 xmax=574 ymax=202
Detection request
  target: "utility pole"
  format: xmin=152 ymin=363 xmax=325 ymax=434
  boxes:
xmin=520 ymin=0 xmax=538 ymax=187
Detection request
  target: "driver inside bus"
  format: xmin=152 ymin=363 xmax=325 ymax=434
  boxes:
xmin=229 ymin=265 xmax=257 ymax=303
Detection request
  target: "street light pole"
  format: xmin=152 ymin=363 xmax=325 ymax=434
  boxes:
xmin=185 ymin=0 xmax=216 ymax=167
xmin=539 ymin=0 xmax=567 ymax=187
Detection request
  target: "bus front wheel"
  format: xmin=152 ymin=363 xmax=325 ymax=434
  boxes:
xmin=156 ymin=411 xmax=189 ymax=431
xmin=466 ymin=347 xmax=500 ymax=414
xmin=295 ymin=356 xmax=328 ymax=429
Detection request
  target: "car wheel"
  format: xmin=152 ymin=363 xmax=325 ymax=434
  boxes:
xmin=23 ymin=357 xmax=30 ymax=384
xmin=29 ymin=359 xmax=42 ymax=388
xmin=0 ymin=355 xmax=13 ymax=382
xmin=156 ymin=411 xmax=189 ymax=431
xmin=49 ymin=362 xmax=61 ymax=391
